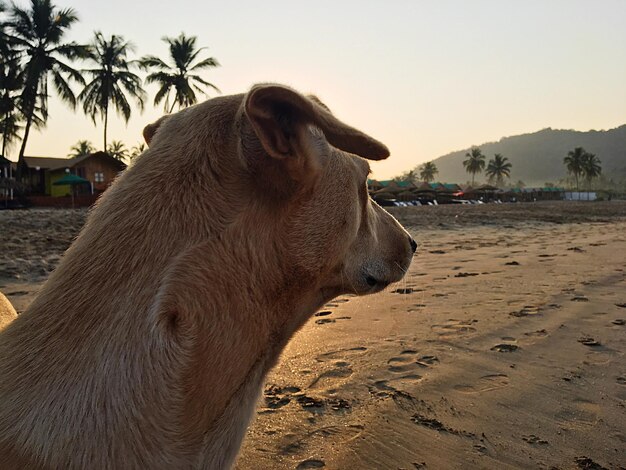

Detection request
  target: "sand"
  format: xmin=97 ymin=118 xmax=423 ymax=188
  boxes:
xmin=1 ymin=202 xmax=625 ymax=469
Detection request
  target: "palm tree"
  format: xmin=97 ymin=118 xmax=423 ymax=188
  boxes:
xmin=564 ymin=147 xmax=586 ymax=192
xmin=107 ymin=140 xmax=128 ymax=162
xmin=129 ymin=142 xmax=145 ymax=161
xmin=419 ymin=161 xmax=438 ymax=183
xmin=0 ymin=51 xmax=45 ymax=157
xmin=0 ymin=61 xmax=22 ymax=156
xmin=463 ymin=147 xmax=486 ymax=186
xmin=581 ymin=152 xmax=601 ymax=193
xmin=1 ymin=4 xmax=22 ymax=156
xmin=485 ymin=153 xmax=512 ymax=187
xmin=1 ymin=0 xmax=13 ymax=58
xmin=8 ymin=0 xmax=88 ymax=177
xmin=79 ymin=32 xmax=145 ymax=151
xmin=68 ymin=140 xmax=95 ymax=158
xmin=140 ymin=33 xmax=220 ymax=113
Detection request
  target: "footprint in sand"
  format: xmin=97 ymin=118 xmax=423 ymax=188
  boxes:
xmin=556 ymin=400 xmax=600 ymax=429
xmin=373 ymin=374 xmax=423 ymax=394
xmin=316 ymin=346 xmax=367 ymax=363
xmin=524 ymin=329 xmax=548 ymax=337
xmin=393 ymin=287 xmax=423 ymax=294
xmin=522 ymin=435 xmax=549 ymax=445
xmin=308 ymin=362 xmax=353 ymax=388
xmin=454 ymin=374 xmax=510 ymax=393
xmin=578 ymin=336 xmax=601 ymax=347
xmin=491 ymin=343 xmax=519 ymax=352
xmin=454 ymin=272 xmax=479 ymax=278
xmin=282 ymin=425 xmax=363 ymax=456
xmin=387 ymin=355 xmax=419 ymax=373
xmin=407 ymin=304 xmax=427 ymax=312
xmin=6 ymin=290 xmax=28 ymax=297
xmin=415 ymin=355 xmax=439 ymax=367
xmin=263 ymin=385 xmax=302 ymax=410
xmin=296 ymin=459 xmax=326 ymax=469
xmin=510 ymin=305 xmax=541 ymax=317
xmin=314 ymin=311 xmax=332 ymax=317
xmin=431 ymin=319 xmax=477 ymax=338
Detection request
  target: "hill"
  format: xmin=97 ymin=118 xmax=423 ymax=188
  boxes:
xmin=430 ymin=125 xmax=626 ymax=187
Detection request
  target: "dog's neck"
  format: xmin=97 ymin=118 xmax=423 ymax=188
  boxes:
xmin=0 ymin=164 xmax=331 ymax=467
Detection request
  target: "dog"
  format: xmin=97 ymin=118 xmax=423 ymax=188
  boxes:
xmin=0 ymin=84 xmax=416 ymax=469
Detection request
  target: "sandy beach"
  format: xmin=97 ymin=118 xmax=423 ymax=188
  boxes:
xmin=1 ymin=201 xmax=625 ymax=469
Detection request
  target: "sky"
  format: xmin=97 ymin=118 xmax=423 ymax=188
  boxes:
xmin=5 ymin=0 xmax=626 ymax=179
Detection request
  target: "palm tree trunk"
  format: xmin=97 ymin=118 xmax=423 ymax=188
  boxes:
xmin=16 ymin=109 xmax=35 ymax=180
xmin=103 ymin=104 xmax=108 ymax=152
xmin=1 ymin=113 xmax=9 ymax=157
xmin=169 ymin=100 xmax=177 ymax=114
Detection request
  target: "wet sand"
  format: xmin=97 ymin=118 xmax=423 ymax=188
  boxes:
xmin=1 ymin=202 xmax=625 ymax=469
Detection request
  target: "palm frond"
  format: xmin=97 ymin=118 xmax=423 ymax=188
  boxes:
xmin=138 ymin=55 xmax=170 ymax=71
xmin=53 ymin=58 xmax=85 ymax=85
xmin=152 ymin=82 xmax=171 ymax=108
xmin=190 ymin=56 xmax=219 ymax=71
xmin=51 ymin=69 xmax=77 ymax=108
xmin=189 ymin=74 xmax=220 ymax=93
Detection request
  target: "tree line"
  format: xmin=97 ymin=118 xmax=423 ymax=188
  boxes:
xmin=394 ymin=151 xmax=513 ymax=187
xmin=0 ymin=0 xmax=220 ymax=173
xmin=393 ymin=146 xmax=602 ymax=191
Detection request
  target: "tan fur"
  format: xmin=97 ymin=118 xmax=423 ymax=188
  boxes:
xmin=0 ymin=293 xmax=17 ymax=331
xmin=0 ymin=84 xmax=415 ymax=469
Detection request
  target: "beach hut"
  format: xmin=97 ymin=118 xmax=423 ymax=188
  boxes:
xmin=0 ymin=155 xmax=15 ymax=203
xmin=473 ymin=183 xmax=500 ymax=202
xmin=22 ymin=152 xmax=126 ymax=196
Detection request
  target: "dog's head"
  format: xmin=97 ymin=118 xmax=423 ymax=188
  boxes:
xmin=142 ymin=84 xmax=415 ymax=301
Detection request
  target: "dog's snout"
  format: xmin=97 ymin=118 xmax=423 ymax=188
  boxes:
xmin=409 ymin=236 xmax=418 ymax=253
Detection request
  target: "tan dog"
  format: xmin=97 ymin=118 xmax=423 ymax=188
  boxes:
xmin=0 ymin=293 xmax=17 ymax=331
xmin=0 ymin=84 xmax=415 ymax=469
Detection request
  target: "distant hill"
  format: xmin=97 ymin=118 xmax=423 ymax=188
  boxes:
xmin=431 ymin=125 xmax=626 ymax=187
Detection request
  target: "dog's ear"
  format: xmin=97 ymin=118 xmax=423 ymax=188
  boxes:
xmin=244 ymin=84 xmax=389 ymax=161
xmin=143 ymin=115 xmax=170 ymax=146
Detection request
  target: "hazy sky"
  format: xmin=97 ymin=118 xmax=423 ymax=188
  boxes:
xmin=7 ymin=0 xmax=626 ymax=179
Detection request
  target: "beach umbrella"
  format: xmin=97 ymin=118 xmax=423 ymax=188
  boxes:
xmin=53 ymin=174 xmax=90 ymax=208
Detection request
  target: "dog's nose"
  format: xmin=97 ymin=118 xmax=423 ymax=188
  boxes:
xmin=409 ymin=236 xmax=418 ymax=253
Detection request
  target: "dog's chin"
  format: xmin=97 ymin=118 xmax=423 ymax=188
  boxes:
xmin=357 ymin=260 xmax=412 ymax=296
xmin=341 ymin=273 xmax=396 ymax=296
